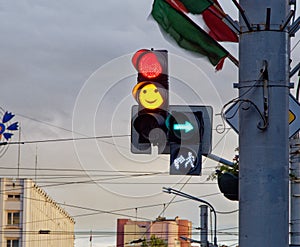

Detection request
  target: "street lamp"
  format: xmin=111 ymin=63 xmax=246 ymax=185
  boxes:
xmin=162 ymin=187 xmax=217 ymax=247
xmin=124 ymin=238 xmax=144 ymax=246
xmin=180 ymin=236 xmax=202 ymax=244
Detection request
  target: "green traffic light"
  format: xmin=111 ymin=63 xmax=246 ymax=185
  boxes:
xmin=173 ymin=121 xmax=194 ymax=133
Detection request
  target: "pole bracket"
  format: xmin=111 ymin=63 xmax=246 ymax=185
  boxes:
xmin=257 ymin=60 xmax=269 ymax=130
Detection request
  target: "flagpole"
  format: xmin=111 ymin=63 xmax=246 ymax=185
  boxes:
xmin=227 ymin=53 xmax=239 ymax=68
xmin=231 ymin=0 xmax=252 ymax=31
xmin=198 ymin=2 xmax=241 ymax=69
xmin=90 ymin=230 xmax=92 ymax=247
xmin=204 ymin=4 xmax=240 ymax=35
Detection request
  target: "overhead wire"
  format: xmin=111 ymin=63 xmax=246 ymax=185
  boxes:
xmin=0 ymin=185 xmax=239 ymax=242
xmin=5 ymin=134 xmax=130 ymax=145
xmin=291 ymin=39 xmax=300 ymax=53
xmin=0 ymin=191 xmax=222 ymax=234
xmin=6 ymin=103 xmax=239 ymax=245
xmin=10 ymin=112 xmax=231 ymax=146
xmin=138 ymin=121 xmax=236 ymax=243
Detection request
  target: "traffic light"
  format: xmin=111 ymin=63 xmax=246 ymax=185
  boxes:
xmin=131 ymin=49 xmax=169 ymax=154
xmin=167 ymin=106 xmax=213 ymax=175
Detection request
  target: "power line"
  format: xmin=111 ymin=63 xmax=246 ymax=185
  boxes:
xmin=1 ymin=134 xmax=129 ymax=146
xmin=10 ymin=107 xmax=239 ymax=245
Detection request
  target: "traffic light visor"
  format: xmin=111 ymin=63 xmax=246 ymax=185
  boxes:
xmin=131 ymin=49 xmax=148 ymax=68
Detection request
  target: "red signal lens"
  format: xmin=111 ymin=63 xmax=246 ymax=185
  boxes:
xmin=138 ymin=52 xmax=162 ymax=79
xmin=132 ymin=50 xmax=163 ymax=79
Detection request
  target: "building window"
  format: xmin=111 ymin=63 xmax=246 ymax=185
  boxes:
xmin=7 ymin=194 xmax=21 ymax=200
xmin=7 ymin=212 xmax=20 ymax=225
xmin=7 ymin=239 xmax=19 ymax=247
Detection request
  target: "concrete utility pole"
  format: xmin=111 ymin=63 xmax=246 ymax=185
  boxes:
xmin=200 ymin=205 xmax=208 ymax=247
xmin=290 ymin=138 xmax=300 ymax=246
xmin=238 ymin=0 xmax=290 ymax=246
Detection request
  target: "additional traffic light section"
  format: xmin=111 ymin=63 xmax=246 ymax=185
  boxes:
xmin=169 ymin=144 xmax=202 ymax=175
xmin=167 ymin=106 xmax=213 ymax=175
xmin=167 ymin=110 xmax=203 ymax=144
xmin=131 ymin=49 xmax=169 ymax=154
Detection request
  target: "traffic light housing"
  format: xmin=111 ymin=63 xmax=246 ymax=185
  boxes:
xmin=131 ymin=49 xmax=169 ymax=154
xmin=167 ymin=106 xmax=213 ymax=175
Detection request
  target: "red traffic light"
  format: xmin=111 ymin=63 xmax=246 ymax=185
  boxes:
xmin=132 ymin=49 xmax=165 ymax=79
xmin=138 ymin=52 xmax=162 ymax=79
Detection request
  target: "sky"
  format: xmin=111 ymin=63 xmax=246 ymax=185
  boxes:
xmin=0 ymin=1 xmax=299 ymax=247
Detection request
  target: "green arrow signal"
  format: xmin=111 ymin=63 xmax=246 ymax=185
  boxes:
xmin=173 ymin=121 xmax=194 ymax=133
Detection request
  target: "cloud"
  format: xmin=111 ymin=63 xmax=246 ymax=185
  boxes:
xmin=1 ymin=1 xmax=298 ymax=247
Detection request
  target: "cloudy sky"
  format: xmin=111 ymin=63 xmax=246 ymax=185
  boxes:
xmin=0 ymin=1 xmax=299 ymax=247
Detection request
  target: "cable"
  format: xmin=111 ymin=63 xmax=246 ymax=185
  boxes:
xmin=6 ymin=111 xmax=238 ymax=245
xmin=219 ymin=69 xmax=274 ymax=133
xmin=16 ymin=113 xmax=82 ymax=135
xmin=3 ymin=134 xmax=129 ymax=146
xmin=215 ymin=209 xmax=239 ymax=215
xmin=0 ymin=180 xmax=221 ymax=228
xmin=291 ymin=39 xmax=300 ymax=53
xmin=218 ymin=80 xmax=260 ymax=132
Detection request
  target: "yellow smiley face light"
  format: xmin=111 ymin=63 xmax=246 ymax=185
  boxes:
xmin=132 ymin=82 xmax=165 ymax=110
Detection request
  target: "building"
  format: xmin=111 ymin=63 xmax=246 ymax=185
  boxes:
xmin=0 ymin=178 xmax=75 ymax=247
xmin=116 ymin=217 xmax=192 ymax=247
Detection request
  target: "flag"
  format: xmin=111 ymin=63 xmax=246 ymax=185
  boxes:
xmin=166 ymin=0 xmax=212 ymax=14
xmin=151 ymin=0 xmax=228 ymax=70
xmin=167 ymin=0 xmax=238 ymax=42
xmin=202 ymin=1 xmax=239 ymax=42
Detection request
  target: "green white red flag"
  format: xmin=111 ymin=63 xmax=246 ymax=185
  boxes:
xmin=151 ymin=0 xmax=238 ymax=70
xmin=167 ymin=0 xmax=238 ymax=42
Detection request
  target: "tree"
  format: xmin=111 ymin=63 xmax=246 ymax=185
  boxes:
xmin=141 ymin=235 xmax=167 ymax=247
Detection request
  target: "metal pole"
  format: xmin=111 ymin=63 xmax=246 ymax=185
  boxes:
xmin=200 ymin=205 xmax=208 ymax=247
xmin=163 ymin=187 xmax=217 ymax=247
xmin=238 ymin=1 xmax=290 ymax=247
xmin=290 ymin=138 xmax=300 ymax=246
xmin=205 ymin=153 xmax=234 ymax=167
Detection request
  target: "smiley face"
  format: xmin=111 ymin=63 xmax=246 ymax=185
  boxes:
xmin=135 ymin=83 xmax=164 ymax=109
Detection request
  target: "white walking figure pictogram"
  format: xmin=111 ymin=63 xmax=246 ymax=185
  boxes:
xmin=173 ymin=152 xmax=196 ymax=170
